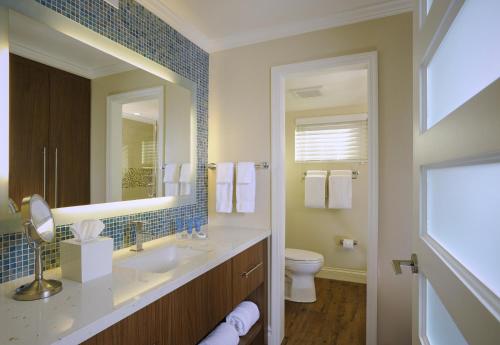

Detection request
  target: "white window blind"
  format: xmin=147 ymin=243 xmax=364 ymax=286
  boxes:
xmin=295 ymin=114 xmax=368 ymax=162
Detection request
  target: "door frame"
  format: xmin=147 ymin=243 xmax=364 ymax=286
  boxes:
xmin=270 ymin=51 xmax=379 ymax=345
xmin=106 ymin=86 xmax=165 ymax=202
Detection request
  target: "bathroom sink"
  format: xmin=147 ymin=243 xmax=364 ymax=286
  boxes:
xmin=115 ymin=244 xmax=208 ymax=274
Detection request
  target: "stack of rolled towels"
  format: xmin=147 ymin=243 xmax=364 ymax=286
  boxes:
xmin=199 ymin=301 xmax=260 ymax=345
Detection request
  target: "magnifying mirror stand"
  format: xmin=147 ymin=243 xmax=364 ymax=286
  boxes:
xmin=13 ymin=222 xmax=62 ymax=301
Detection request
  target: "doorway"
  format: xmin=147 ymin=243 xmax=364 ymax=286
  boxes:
xmin=270 ymin=52 xmax=379 ymax=345
xmin=106 ymin=86 xmax=165 ymax=202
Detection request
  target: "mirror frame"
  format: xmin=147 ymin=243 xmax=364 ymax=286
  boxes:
xmin=0 ymin=0 xmax=198 ymax=228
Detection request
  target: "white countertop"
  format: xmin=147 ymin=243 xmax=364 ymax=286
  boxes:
xmin=0 ymin=225 xmax=270 ymax=345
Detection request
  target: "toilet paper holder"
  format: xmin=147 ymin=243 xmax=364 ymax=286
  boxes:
xmin=339 ymin=239 xmax=358 ymax=246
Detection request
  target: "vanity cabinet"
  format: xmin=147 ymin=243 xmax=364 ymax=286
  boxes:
xmin=9 ymin=54 xmax=90 ymax=208
xmin=82 ymin=240 xmax=268 ymax=345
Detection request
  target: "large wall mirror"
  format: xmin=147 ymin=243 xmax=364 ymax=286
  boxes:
xmin=0 ymin=5 xmax=198 ymax=232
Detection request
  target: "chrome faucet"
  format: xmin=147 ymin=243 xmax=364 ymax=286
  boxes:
xmin=129 ymin=221 xmax=149 ymax=252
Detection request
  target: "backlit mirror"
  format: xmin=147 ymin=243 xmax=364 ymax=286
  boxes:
xmin=1 ymin=10 xmax=197 ymax=225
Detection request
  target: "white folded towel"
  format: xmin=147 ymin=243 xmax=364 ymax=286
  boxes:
xmin=198 ymin=322 xmax=239 ymax=345
xmin=216 ymin=162 xmax=234 ymax=213
xmin=163 ymin=163 xmax=179 ymax=182
xmin=226 ymin=301 xmax=260 ymax=336
xmin=163 ymin=163 xmax=179 ymax=196
xmin=328 ymin=170 xmax=352 ymax=209
xmin=305 ymin=170 xmax=327 ymax=208
xmin=236 ymin=162 xmax=256 ymax=213
xmin=179 ymin=163 xmax=192 ymax=196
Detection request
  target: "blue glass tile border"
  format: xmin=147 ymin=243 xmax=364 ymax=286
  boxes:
xmin=0 ymin=0 xmax=208 ymax=283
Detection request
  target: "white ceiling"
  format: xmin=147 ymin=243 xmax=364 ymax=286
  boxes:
xmin=137 ymin=0 xmax=413 ymax=52
xmin=9 ymin=12 xmax=136 ymax=79
xmin=123 ymin=100 xmax=160 ymax=121
xmin=285 ymin=68 xmax=367 ymax=112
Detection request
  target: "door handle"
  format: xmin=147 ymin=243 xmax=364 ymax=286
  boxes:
xmin=54 ymin=147 xmax=58 ymax=208
xmin=43 ymin=146 xmax=47 ymax=200
xmin=393 ymin=253 xmax=418 ymax=274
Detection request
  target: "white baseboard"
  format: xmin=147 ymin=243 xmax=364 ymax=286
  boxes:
xmin=316 ymin=266 xmax=367 ymax=284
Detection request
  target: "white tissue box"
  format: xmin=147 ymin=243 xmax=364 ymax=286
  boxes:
xmin=60 ymin=237 xmax=113 ymax=283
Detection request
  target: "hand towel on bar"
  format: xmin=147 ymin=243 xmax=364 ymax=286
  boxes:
xmin=226 ymin=301 xmax=260 ymax=336
xmin=179 ymin=163 xmax=192 ymax=196
xmin=198 ymin=322 xmax=239 ymax=345
xmin=236 ymin=162 xmax=256 ymax=213
xmin=216 ymin=162 xmax=234 ymax=213
xmin=305 ymin=170 xmax=327 ymax=208
xmin=328 ymin=170 xmax=352 ymax=209
xmin=163 ymin=163 xmax=179 ymax=196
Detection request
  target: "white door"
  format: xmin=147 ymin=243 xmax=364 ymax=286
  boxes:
xmin=406 ymin=0 xmax=500 ymax=344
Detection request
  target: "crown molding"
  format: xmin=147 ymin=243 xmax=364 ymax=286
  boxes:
xmin=136 ymin=0 xmax=212 ymax=52
xmin=138 ymin=0 xmax=414 ymax=53
xmin=10 ymin=40 xmax=136 ymax=79
xmin=209 ymin=0 xmax=414 ymax=51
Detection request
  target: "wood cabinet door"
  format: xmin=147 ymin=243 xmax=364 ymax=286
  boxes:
xmin=9 ymin=54 xmax=50 ymax=207
xmin=232 ymin=241 xmax=265 ymax=306
xmin=205 ymin=260 xmax=233 ymax=331
xmin=48 ymin=67 xmax=90 ymax=207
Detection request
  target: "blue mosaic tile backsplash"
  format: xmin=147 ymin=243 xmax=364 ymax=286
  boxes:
xmin=0 ymin=0 xmax=208 ymax=283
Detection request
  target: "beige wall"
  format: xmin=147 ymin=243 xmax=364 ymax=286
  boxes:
xmin=209 ymin=13 xmax=413 ymax=345
xmin=285 ymin=106 xmax=368 ymax=273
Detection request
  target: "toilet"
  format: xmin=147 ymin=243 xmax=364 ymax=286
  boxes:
xmin=285 ymin=248 xmax=324 ymax=303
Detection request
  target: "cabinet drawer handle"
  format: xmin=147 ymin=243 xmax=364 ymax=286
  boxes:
xmin=241 ymin=262 xmax=263 ymax=278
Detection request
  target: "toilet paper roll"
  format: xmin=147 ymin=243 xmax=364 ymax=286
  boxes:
xmin=342 ymin=239 xmax=354 ymax=249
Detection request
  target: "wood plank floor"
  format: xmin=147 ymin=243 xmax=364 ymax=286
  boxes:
xmin=283 ymin=278 xmax=366 ymax=345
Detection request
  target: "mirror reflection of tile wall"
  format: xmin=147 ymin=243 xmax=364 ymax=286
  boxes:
xmin=0 ymin=0 xmax=208 ymax=283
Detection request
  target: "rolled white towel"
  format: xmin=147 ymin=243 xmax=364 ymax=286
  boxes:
xmin=226 ymin=301 xmax=260 ymax=336
xmin=198 ymin=322 xmax=239 ymax=345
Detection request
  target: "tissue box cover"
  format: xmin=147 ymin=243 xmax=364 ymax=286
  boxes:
xmin=61 ymin=237 xmax=113 ymax=283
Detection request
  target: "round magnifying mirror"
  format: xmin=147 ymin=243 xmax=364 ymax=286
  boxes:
xmin=14 ymin=194 xmax=62 ymax=301
xmin=21 ymin=194 xmax=55 ymax=243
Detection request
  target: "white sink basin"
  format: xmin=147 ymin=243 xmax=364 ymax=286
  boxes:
xmin=115 ymin=244 xmax=208 ymax=274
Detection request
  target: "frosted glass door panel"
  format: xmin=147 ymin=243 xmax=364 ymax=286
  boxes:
xmin=426 ymin=0 xmax=500 ymax=129
xmin=425 ymin=279 xmax=468 ymax=345
xmin=426 ymin=162 xmax=500 ymax=296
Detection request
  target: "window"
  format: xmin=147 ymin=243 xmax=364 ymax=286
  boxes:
xmin=424 ymin=277 xmax=468 ymax=345
xmin=426 ymin=161 xmax=500 ymax=296
xmin=425 ymin=0 xmax=500 ymax=129
xmin=295 ymin=114 xmax=368 ymax=162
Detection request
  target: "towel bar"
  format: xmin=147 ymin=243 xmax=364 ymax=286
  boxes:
xmin=302 ymin=170 xmax=359 ymax=180
xmin=207 ymin=162 xmax=269 ymax=169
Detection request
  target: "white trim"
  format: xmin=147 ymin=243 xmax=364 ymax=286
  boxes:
xmin=138 ymin=0 xmax=413 ymax=53
xmin=9 ymin=40 xmax=136 ymax=79
xmin=106 ymin=86 xmax=165 ymax=203
xmin=316 ymin=267 xmax=367 ymax=284
xmin=270 ymin=52 xmax=378 ymax=345
xmin=296 ymin=113 xmax=368 ymax=125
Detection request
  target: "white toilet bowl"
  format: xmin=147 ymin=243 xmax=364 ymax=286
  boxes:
xmin=285 ymin=248 xmax=324 ymax=303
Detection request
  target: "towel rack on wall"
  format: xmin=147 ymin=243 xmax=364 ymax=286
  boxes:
xmin=207 ymin=162 xmax=269 ymax=169
xmin=302 ymin=170 xmax=359 ymax=180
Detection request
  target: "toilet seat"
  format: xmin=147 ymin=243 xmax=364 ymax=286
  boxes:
xmin=285 ymin=248 xmax=323 ymax=263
